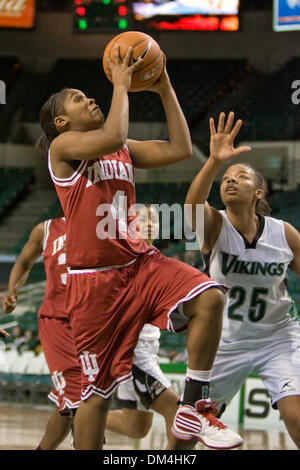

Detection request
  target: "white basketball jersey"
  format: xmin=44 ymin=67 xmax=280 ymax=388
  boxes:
xmin=206 ymin=211 xmax=296 ymax=342
xmin=138 ymin=324 xmax=161 ymax=343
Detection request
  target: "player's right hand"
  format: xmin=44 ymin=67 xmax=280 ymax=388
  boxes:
xmin=106 ymin=45 xmax=143 ymax=91
xmin=147 ymin=53 xmax=171 ymax=95
xmin=209 ymin=112 xmax=251 ymax=164
xmin=1 ymin=293 xmax=17 ymax=313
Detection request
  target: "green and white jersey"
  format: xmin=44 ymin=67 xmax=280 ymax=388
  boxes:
xmin=206 ymin=210 xmax=296 ymax=342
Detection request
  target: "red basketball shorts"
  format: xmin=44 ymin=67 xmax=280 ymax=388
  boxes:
xmin=38 ymin=316 xmax=82 ymax=412
xmin=66 ymin=249 xmax=226 ymax=401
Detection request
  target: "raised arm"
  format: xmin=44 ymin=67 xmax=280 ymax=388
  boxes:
xmin=51 ymin=46 xmax=144 ymax=162
xmin=185 ymin=112 xmax=251 ymax=253
xmin=1 ymin=223 xmax=44 ymax=314
xmin=126 ymin=59 xmax=192 ymax=169
xmin=284 ymin=222 xmax=300 ymax=276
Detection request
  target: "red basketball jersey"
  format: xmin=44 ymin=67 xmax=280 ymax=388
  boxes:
xmin=38 ymin=217 xmax=67 ymax=320
xmin=48 ymin=146 xmax=149 ymax=269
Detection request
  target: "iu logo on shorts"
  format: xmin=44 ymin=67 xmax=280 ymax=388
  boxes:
xmin=79 ymin=351 xmax=99 ymax=382
xmin=51 ymin=371 xmax=66 ymax=395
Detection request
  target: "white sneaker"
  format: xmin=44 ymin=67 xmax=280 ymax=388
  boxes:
xmin=171 ymin=399 xmax=243 ymax=450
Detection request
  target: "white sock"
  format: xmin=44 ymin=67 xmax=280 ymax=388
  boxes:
xmin=186 ymin=368 xmax=212 ymax=382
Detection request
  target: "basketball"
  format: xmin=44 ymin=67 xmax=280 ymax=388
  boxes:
xmin=103 ymin=31 xmax=164 ymax=92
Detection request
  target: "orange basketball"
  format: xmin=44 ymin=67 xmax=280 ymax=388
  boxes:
xmin=103 ymin=31 xmax=163 ymax=92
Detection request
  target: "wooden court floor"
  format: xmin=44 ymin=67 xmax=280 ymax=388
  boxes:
xmin=0 ymin=404 xmax=297 ymax=451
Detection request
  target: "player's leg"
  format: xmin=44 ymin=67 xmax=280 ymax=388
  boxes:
xmin=66 ymin=270 xmax=134 ymax=450
xmin=38 ymin=317 xmax=82 ymax=449
xmin=129 ymin=337 xmax=180 ymax=440
xmin=141 ymin=252 xmax=242 ymax=449
xmin=106 ymin=408 xmax=153 ymax=439
xmin=255 ymin=329 xmax=300 ymax=450
xmin=37 ymin=408 xmax=71 ymax=450
xmin=181 ymin=287 xmax=225 ymax=402
xmin=73 ymin=394 xmax=112 ymax=450
xmin=276 ymin=396 xmax=300 ymax=448
xmin=150 ymin=386 xmax=179 ymax=439
xmin=168 ymin=288 xmax=229 ymax=449
xmin=138 ymin=252 xmax=225 ymax=406
xmin=106 ymin=378 xmax=153 ymax=438
xmin=171 ymin=313 xmax=249 ymax=450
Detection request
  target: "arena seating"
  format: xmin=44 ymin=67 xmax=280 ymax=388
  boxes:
xmin=215 ymin=57 xmax=300 ymax=142
xmin=1 ymin=55 xmax=300 ymax=144
xmin=0 ymin=168 xmax=34 ymax=214
xmin=0 ymin=350 xmax=51 ymax=404
xmin=12 ymin=196 xmax=61 ymax=254
xmin=5 ymin=57 xmax=250 ymax=128
xmin=0 ymin=57 xmax=22 ymax=142
xmin=129 ymin=59 xmax=250 ymax=123
xmin=270 ymin=188 xmax=300 ymax=231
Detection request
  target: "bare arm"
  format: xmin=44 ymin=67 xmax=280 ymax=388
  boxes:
xmin=185 ymin=159 xmax=224 ymax=254
xmin=0 ymin=328 xmax=9 ymax=338
xmin=185 ymin=112 xmax=251 ymax=253
xmin=1 ymin=223 xmax=44 ymax=313
xmin=284 ymin=222 xmax=300 ymax=276
xmin=127 ymin=62 xmax=192 ymax=169
xmin=51 ymin=47 xmax=143 ymax=162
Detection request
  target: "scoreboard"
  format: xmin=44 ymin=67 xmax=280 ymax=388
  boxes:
xmin=73 ymin=0 xmax=130 ymax=32
xmin=73 ymin=0 xmax=240 ymax=32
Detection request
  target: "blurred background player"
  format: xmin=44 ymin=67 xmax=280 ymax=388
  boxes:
xmin=5 ymin=325 xmax=25 ymax=352
xmin=1 ymin=215 xmax=82 ymax=450
xmin=106 ymin=204 xmax=179 ymax=440
xmin=185 ymin=111 xmax=300 ymax=448
xmin=38 ymin=48 xmax=243 ymax=450
xmin=0 ymin=327 xmax=9 ymax=339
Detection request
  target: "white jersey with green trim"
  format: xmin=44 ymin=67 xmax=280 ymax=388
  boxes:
xmin=206 ymin=210 xmax=296 ymax=342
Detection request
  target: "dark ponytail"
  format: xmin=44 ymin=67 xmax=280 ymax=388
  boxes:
xmin=243 ymin=163 xmax=272 ymax=216
xmin=36 ymin=88 xmax=69 ymax=156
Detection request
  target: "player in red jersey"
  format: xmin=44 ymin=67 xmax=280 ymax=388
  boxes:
xmin=1 ymin=216 xmax=81 ymax=450
xmin=37 ymin=46 xmax=246 ymax=450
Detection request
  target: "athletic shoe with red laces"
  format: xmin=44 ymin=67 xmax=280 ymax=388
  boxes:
xmin=171 ymin=398 xmax=243 ymax=450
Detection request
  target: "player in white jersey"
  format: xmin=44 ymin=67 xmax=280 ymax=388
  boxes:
xmin=185 ymin=111 xmax=300 ymax=448
xmin=106 ymin=205 xmax=179 ymax=440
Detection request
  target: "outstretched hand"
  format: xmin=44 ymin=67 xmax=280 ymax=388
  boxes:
xmin=209 ymin=112 xmax=251 ymax=163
